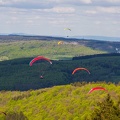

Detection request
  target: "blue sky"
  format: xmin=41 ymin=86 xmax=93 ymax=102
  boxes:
xmin=0 ymin=0 xmax=120 ymax=37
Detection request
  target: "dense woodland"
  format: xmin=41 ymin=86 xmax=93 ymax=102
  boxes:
xmin=0 ymin=54 xmax=120 ymax=91
xmin=0 ymin=36 xmax=120 ymax=119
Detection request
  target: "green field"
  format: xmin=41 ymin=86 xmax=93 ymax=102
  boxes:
xmin=0 ymin=40 xmax=106 ymax=61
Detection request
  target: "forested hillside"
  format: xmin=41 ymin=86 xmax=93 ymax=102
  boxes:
xmin=0 ymin=36 xmax=120 ymax=120
xmin=0 ymin=54 xmax=120 ymax=91
xmin=0 ymin=83 xmax=120 ymax=120
xmin=0 ymin=38 xmax=120 ymax=91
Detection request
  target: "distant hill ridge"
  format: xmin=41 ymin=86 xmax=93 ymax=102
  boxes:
xmin=0 ymin=35 xmax=120 ymax=53
xmin=73 ymin=53 xmax=120 ymax=60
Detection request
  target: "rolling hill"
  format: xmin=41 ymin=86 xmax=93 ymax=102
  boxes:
xmin=0 ymin=35 xmax=120 ymax=54
xmin=0 ymin=35 xmax=120 ymax=120
xmin=0 ymin=83 xmax=120 ymax=120
xmin=0 ymin=37 xmax=106 ymax=61
xmin=0 ymin=35 xmax=120 ymax=91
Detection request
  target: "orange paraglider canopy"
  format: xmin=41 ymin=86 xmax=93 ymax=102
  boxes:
xmin=72 ymin=67 xmax=90 ymax=75
xmin=29 ymin=56 xmax=52 ymax=66
xmin=88 ymin=86 xmax=108 ymax=94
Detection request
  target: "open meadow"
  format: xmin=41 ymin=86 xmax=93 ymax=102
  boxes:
xmin=0 ymin=40 xmax=106 ymax=61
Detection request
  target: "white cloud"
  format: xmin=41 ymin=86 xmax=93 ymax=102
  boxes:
xmin=0 ymin=0 xmax=120 ymax=10
xmin=47 ymin=7 xmax=75 ymax=13
xmin=11 ymin=16 xmax=18 ymax=20
xmin=85 ymin=10 xmax=97 ymax=14
xmin=80 ymin=0 xmax=92 ymax=4
xmin=106 ymin=0 xmax=120 ymax=3
xmin=0 ymin=0 xmax=10 ymax=5
xmin=41 ymin=7 xmax=75 ymax=14
xmin=0 ymin=0 xmax=53 ymax=9
xmin=47 ymin=0 xmax=92 ymax=4
xmin=95 ymin=21 xmax=101 ymax=25
xmin=27 ymin=20 xmax=33 ymax=23
xmin=112 ymin=21 xmax=120 ymax=24
xmin=0 ymin=0 xmax=4 ymax=5
xmin=97 ymin=7 xmax=120 ymax=14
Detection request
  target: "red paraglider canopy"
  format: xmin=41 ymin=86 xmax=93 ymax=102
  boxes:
xmin=72 ymin=67 xmax=90 ymax=75
xmin=29 ymin=56 xmax=52 ymax=66
xmin=88 ymin=86 xmax=108 ymax=94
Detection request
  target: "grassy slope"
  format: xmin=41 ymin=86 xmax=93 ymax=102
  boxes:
xmin=0 ymin=40 xmax=106 ymax=61
xmin=0 ymin=83 xmax=120 ymax=120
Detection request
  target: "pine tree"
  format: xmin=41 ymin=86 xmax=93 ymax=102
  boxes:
xmin=91 ymin=94 xmax=120 ymax=120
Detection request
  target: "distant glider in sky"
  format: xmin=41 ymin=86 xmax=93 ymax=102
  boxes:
xmin=64 ymin=28 xmax=71 ymax=31
xmin=64 ymin=28 xmax=71 ymax=37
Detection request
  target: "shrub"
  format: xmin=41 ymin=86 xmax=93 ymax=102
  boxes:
xmin=5 ymin=111 xmax=28 ymax=120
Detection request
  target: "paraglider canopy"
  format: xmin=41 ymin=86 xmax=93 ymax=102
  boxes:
xmin=88 ymin=86 xmax=108 ymax=94
xmin=58 ymin=41 xmax=64 ymax=45
xmin=29 ymin=56 xmax=52 ymax=66
xmin=64 ymin=28 xmax=71 ymax=37
xmin=72 ymin=67 xmax=90 ymax=75
xmin=64 ymin=28 xmax=71 ymax=31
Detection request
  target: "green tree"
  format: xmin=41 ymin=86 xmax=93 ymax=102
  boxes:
xmin=91 ymin=94 xmax=120 ymax=120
